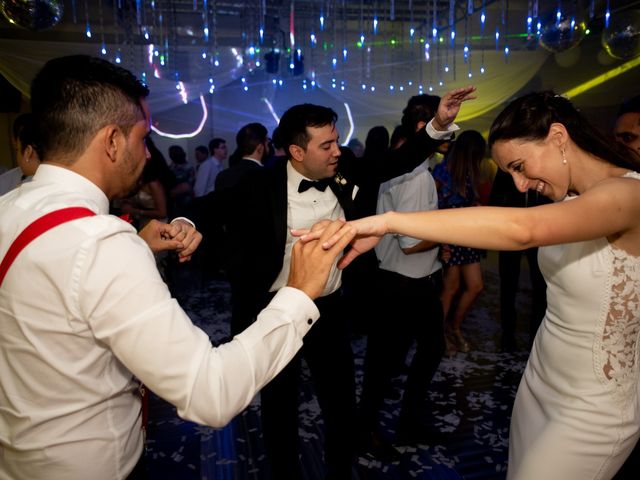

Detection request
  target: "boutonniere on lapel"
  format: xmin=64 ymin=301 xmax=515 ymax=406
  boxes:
xmin=334 ymin=172 xmax=348 ymax=190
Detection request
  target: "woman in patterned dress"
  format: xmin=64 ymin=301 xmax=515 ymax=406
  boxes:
xmin=432 ymin=130 xmax=487 ymax=353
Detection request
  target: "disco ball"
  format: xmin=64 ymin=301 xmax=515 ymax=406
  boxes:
xmin=602 ymin=10 xmax=640 ymax=60
xmin=539 ymin=11 xmax=587 ymax=53
xmin=0 ymin=0 xmax=64 ymax=31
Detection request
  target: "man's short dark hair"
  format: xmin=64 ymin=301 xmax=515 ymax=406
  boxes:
xmin=195 ymin=145 xmax=209 ymax=156
xmin=400 ymin=94 xmax=440 ymax=133
xmin=617 ymin=94 xmax=640 ymax=118
xmin=277 ymin=103 xmax=338 ymax=158
xmin=168 ymin=145 xmax=187 ymax=164
xmin=30 ymin=55 xmax=149 ymax=163
xmin=208 ymin=138 xmax=226 ymax=152
xmin=235 ymin=123 xmax=268 ymax=156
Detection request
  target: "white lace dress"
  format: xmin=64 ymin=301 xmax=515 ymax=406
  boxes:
xmin=508 ymin=174 xmax=640 ymax=480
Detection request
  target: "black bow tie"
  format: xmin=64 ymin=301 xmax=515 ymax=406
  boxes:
xmin=298 ymin=178 xmax=329 ymax=193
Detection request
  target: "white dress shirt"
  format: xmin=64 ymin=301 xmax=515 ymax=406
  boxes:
xmin=194 ymin=156 xmax=223 ymax=197
xmin=0 ymin=164 xmax=319 ymax=480
xmin=270 ymin=162 xmax=350 ymax=296
xmin=375 ymin=160 xmax=442 ymax=279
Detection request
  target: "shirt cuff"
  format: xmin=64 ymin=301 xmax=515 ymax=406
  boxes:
xmin=171 ymin=216 xmax=196 ymax=229
xmin=268 ymin=286 xmax=320 ymax=336
xmin=426 ymin=119 xmax=460 ymax=140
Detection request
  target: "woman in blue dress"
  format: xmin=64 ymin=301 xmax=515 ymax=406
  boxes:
xmin=432 ymin=130 xmax=487 ymax=354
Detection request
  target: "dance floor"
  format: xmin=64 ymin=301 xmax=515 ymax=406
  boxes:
xmin=143 ymin=253 xmax=636 ymax=479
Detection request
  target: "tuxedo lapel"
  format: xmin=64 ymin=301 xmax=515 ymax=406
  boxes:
xmin=328 ymin=175 xmax=357 ymax=220
xmin=271 ymin=159 xmax=289 ymax=252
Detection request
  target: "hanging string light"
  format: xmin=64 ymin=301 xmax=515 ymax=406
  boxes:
xmin=70 ymin=0 xmax=623 ymax=104
xmin=98 ymin=0 xmax=106 ymax=55
xmin=503 ymin=0 xmax=510 ymax=62
xmin=84 ymin=0 xmax=91 ymax=38
xmin=464 ymin=4 xmax=471 ymax=78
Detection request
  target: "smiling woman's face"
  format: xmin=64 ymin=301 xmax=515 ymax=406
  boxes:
xmin=491 ymin=134 xmax=569 ymax=202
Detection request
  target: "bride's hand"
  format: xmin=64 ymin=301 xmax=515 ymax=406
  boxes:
xmin=291 ymin=214 xmax=390 ymax=269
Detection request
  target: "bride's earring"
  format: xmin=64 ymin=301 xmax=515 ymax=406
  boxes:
xmin=561 ymin=148 xmax=567 ymax=165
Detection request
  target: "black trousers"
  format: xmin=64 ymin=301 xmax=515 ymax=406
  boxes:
xmin=498 ymin=249 xmax=547 ymax=346
xmin=260 ymin=290 xmax=357 ymax=480
xmin=359 ymin=268 xmax=445 ymax=433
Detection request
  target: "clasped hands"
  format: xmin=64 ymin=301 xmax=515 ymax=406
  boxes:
xmin=138 ymin=218 xmax=202 ymax=262
xmin=291 ymin=214 xmax=389 ymax=272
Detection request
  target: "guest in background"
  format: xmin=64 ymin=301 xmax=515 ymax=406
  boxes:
xmin=358 ymin=97 xmax=445 ymax=456
xmin=263 ymin=125 xmax=286 ymax=168
xmin=0 ymin=113 xmax=39 ymax=195
xmin=431 ymin=130 xmax=487 ymax=355
xmin=489 ymin=167 xmax=550 ymax=351
xmin=215 ymin=123 xmax=269 ymax=192
xmin=167 ymin=144 xmax=195 ymax=218
xmin=118 ymin=146 xmax=170 ymax=230
xmin=310 ymin=90 xmax=640 ymax=480
xmin=194 ymin=138 xmax=225 ymax=197
xmin=207 ymin=123 xmax=270 ymax=280
xmin=355 ymin=125 xmax=390 ymax=217
xmin=194 ymin=144 xmax=209 ymax=164
xmin=348 ymin=137 xmax=364 ymax=157
xmin=343 ymin=90 xmax=476 ymax=340
xmin=389 ymin=124 xmax=409 ymax=150
xmin=613 ymin=94 xmax=640 ymax=157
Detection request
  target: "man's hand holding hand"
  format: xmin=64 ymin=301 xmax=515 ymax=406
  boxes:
xmin=287 ymin=219 xmax=356 ymax=300
xmin=138 ymin=219 xmax=203 ymax=262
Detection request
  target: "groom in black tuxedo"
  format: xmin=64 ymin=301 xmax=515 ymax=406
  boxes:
xmin=220 ymin=90 xmax=476 ymax=478
xmin=222 ymin=104 xmax=358 ymax=479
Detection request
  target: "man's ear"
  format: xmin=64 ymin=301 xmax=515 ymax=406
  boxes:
xmin=289 ymin=144 xmax=305 ymax=162
xmin=103 ymin=125 xmax=121 ymax=162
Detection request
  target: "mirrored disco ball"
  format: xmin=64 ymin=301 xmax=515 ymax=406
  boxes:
xmin=602 ymin=10 xmax=640 ymax=60
xmin=539 ymin=10 xmax=587 ymax=53
xmin=0 ymin=0 xmax=64 ymax=31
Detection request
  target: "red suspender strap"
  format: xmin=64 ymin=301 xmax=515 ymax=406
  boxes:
xmin=0 ymin=207 xmax=96 ymax=287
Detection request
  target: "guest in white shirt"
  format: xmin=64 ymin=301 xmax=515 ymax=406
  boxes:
xmin=0 ymin=54 xmax=354 ymax=480
xmin=193 ymin=138 xmax=226 ymax=197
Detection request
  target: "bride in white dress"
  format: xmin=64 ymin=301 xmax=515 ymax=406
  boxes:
xmin=299 ymin=91 xmax=640 ymax=479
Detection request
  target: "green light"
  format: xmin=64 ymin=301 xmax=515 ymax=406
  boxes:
xmin=585 ymin=29 xmax=591 ymax=35
xmin=419 ymin=38 xmax=425 ymax=43
xmin=390 ymin=38 xmax=396 ymax=46
xmin=357 ymin=41 xmax=363 ymax=48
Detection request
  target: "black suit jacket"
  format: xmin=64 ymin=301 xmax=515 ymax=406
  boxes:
xmin=215 ymin=158 xmax=263 ymax=193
